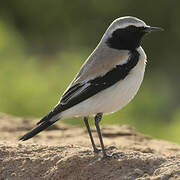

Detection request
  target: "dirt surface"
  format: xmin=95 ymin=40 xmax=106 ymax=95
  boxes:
xmin=0 ymin=113 xmax=180 ymax=180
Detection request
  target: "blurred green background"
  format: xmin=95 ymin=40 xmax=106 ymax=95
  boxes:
xmin=0 ymin=0 xmax=179 ymax=143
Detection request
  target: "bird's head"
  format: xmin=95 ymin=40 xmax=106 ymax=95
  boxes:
xmin=104 ymin=16 xmax=163 ymax=51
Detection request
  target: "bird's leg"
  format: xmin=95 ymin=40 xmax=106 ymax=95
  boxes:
xmin=84 ymin=117 xmax=100 ymax=153
xmin=94 ymin=113 xmax=111 ymax=158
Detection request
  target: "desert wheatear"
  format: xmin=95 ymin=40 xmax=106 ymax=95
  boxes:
xmin=20 ymin=16 xmax=163 ymax=158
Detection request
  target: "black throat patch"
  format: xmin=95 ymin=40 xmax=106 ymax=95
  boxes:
xmin=106 ymin=26 xmax=146 ymax=50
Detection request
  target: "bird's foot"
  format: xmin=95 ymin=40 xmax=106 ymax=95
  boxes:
xmin=102 ymin=153 xmax=112 ymax=159
xmin=93 ymin=148 xmax=101 ymax=153
xmin=102 ymin=152 xmax=124 ymax=159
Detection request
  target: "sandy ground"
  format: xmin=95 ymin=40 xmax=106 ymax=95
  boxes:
xmin=0 ymin=113 xmax=180 ymax=180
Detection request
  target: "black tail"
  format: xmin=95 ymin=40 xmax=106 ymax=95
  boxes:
xmin=19 ymin=104 xmax=62 ymax=141
xmin=19 ymin=120 xmax=56 ymax=141
xmin=36 ymin=104 xmax=62 ymax=125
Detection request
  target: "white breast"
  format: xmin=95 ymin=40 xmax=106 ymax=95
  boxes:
xmin=61 ymin=47 xmax=147 ymax=119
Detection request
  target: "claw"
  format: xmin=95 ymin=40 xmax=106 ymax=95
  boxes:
xmin=93 ymin=148 xmax=101 ymax=153
xmin=102 ymin=153 xmax=112 ymax=159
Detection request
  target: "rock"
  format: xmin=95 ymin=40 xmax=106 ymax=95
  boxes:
xmin=0 ymin=113 xmax=180 ymax=180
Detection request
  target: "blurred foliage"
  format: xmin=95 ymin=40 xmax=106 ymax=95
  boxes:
xmin=0 ymin=0 xmax=179 ymax=143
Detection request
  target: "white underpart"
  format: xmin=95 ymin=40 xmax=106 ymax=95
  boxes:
xmin=60 ymin=47 xmax=147 ymax=119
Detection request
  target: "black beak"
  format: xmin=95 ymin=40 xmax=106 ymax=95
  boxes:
xmin=144 ymin=26 xmax=164 ymax=33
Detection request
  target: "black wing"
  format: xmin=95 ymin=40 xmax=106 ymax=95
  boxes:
xmin=38 ymin=50 xmax=139 ymax=124
xmin=59 ymin=50 xmax=140 ymax=111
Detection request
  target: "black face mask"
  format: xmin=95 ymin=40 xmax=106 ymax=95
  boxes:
xmin=106 ymin=26 xmax=147 ymax=51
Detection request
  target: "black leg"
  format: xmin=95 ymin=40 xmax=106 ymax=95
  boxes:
xmin=94 ymin=113 xmax=110 ymax=158
xmin=84 ymin=117 xmax=100 ymax=153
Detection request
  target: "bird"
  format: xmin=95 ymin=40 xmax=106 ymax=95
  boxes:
xmin=19 ymin=16 xmax=163 ymax=158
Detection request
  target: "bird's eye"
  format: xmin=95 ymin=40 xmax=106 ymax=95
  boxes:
xmin=126 ymin=25 xmax=138 ymax=32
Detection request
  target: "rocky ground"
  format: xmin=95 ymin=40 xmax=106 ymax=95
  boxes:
xmin=0 ymin=113 xmax=180 ymax=180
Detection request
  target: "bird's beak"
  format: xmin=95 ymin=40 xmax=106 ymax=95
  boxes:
xmin=144 ymin=26 xmax=164 ymax=33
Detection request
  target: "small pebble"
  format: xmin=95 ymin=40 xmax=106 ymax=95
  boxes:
xmin=11 ymin=172 xmax=16 ymax=176
xmin=143 ymin=173 xmax=150 ymax=177
xmin=134 ymin=168 xmax=144 ymax=176
xmin=18 ymin=144 xmax=23 ymax=148
xmin=26 ymin=157 xmax=30 ymax=161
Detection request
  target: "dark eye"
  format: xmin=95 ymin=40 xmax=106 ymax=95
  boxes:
xmin=126 ymin=25 xmax=138 ymax=32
